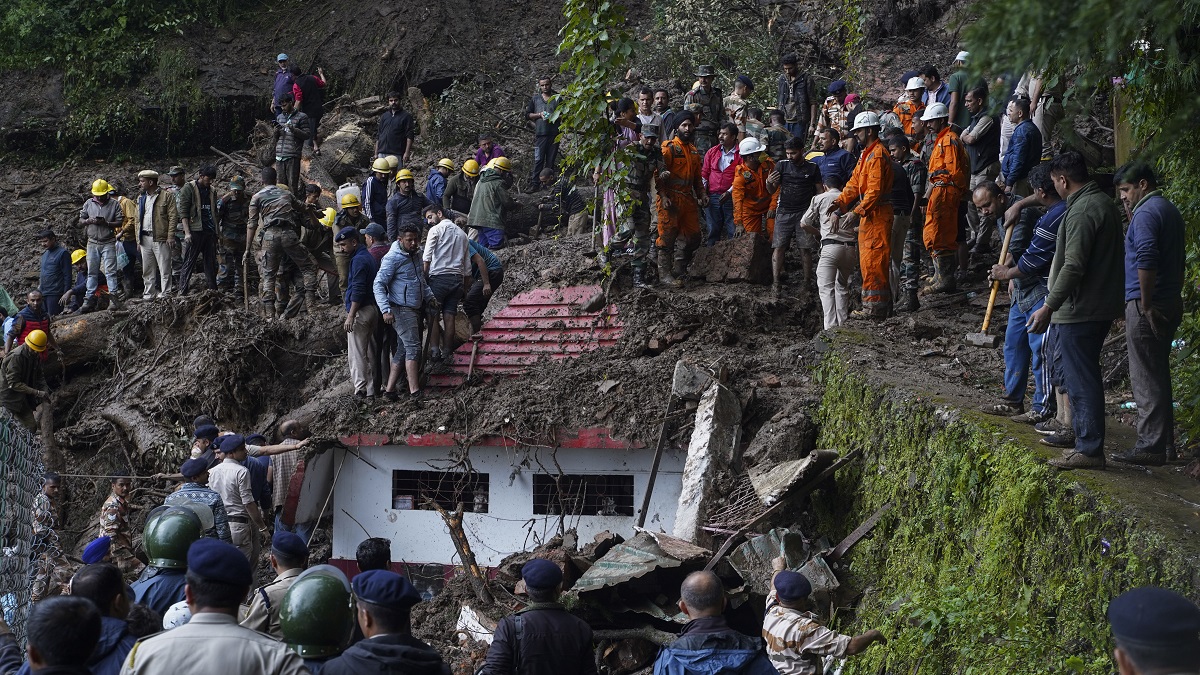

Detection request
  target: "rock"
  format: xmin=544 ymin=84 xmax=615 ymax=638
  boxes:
xmin=904 ymin=317 xmax=944 ymax=340
xmin=688 ymin=232 xmax=772 ymax=284
xmin=671 ymin=360 xmax=714 ymax=401
xmin=666 ymin=330 xmax=691 ymax=346
xmin=645 ymin=338 xmax=666 ymax=355
xmin=742 ymin=409 xmax=817 ymax=468
xmin=758 ymin=374 xmax=781 ymax=388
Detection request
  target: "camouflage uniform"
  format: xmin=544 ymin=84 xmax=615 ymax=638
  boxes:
xmin=217 ymin=193 xmax=252 ymax=290
xmin=683 ymin=86 xmax=724 ymax=155
xmin=608 ymin=141 xmax=663 ymax=271
xmin=898 ymin=156 xmax=928 ymax=294
xmin=98 ymin=491 xmax=144 ymax=578
xmin=30 ymin=492 xmax=71 ymax=601
xmin=246 ymin=185 xmax=317 ymax=316
xmin=764 ymin=123 xmax=792 ymax=162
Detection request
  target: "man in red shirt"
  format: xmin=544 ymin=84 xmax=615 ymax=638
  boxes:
xmin=700 ymin=123 xmax=742 ymax=246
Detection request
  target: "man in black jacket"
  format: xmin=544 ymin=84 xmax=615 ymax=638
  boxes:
xmin=481 ymin=559 xmax=595 ymax=675
xmin=321 ymin=570 xmax=449 ymax=675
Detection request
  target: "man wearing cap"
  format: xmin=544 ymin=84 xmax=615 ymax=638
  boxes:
xmin=920 ymin=101 xmax=969 ymax=293
xmin=135 ymin=170 xmax=179 ymax=299
xmin=176 ymin=165 xmax=222 ymax=295
xmin=336 ymin=226 xmax=380 ymax=399
xmin=121 ymin=539 xmax=309 ymax=674
xmin=1107 ymin=586 xmax=1200 ymax=674
xmin=732 ymin=137 xmax=778 ymax=241
xmin=37 ymin=231 xmax=72 ymax=317
xmin=363 ymin=158 xmax=392 ymax=228
xmin=893 ymin=77 xmax=927 ymax=135
xmin=683 ymin=66 xmax=724 ymax=155
xmin=815 ymin=81 xmax=851 ymax=150
xmin=334 ymin=193 xmax=370 ymax=294
xmin=0 ymin=330 xmax=50 ymax=430
xmin=724 ymin=76 xmax=754 ymax=138
xmin=216 ymin=176 xmax=252 ymax=293
xmin=377 ymin=91 xmax=416 ymax=166
xmin=481 ymin=559 xmax=594 ymax=675
xmin=271 ymin=54 xmax=294 ymax=116
xmin=165 ymin=458 xmax=232 ymax=543
xmin=240 ymin=531 xmax=308 ymax=638
xmin=653 ymin=571 xmax=775 ymax=675
xmin=208 ymin=437 xmax=270 ymax=562
xmin=422 ymin=204 xmax=469 ymax=366
xmin=79 ymin=179 xmax=125 ymax=312
xmin=321 ymin=570 xmax=449 ymax=675
xmin=946 ymin=52 xmax=985 ymax=130
xmin=98 ymin=474 xmax=144 ymax=579
xmin=189 ymin=423 xmax=219 ymax=459
xmin=778 ymin=54 xmax=818 ymax=140
xmin=425 ymin=159 xmax=455 ymax=205
xmin=655 ymin=113 xmax=707 ymax=286
xmin=525 ymin=76 xmax=560 ymax=191
xmin=763 ymin=560 xmax=886 ymax=674
xmin=829 ymin=111 xmax=896 ymax=318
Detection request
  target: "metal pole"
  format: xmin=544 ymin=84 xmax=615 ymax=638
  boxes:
xmin=637 ymin=396 xmax=676 ymax=528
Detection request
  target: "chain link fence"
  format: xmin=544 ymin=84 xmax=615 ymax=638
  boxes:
xmin=0 ymin=407 xmax=45 ymax=647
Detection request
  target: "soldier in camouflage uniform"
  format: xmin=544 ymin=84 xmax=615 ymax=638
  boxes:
xmin=607 ymin=124 xmax=663 ymax=287
xmin=216 ymin=176 xmax=252 ymax=292
xmin=97 ymin=474 xmax=144 ymax=579
xmin=683 ymin=65 xmax=724 ymax=156
xmin=764 ymin=110 xmax=793 ymax=162
xmin=244 ymin=167 xmax=318 ymax=319
xmin=30 ymin=473 xmax=72 ymax=601
xmin=887 ymin=130 xmax=928 ymax=312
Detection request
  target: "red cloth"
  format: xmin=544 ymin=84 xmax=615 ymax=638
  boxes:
xmin=700 ymin=144 xmax=742 ymax=195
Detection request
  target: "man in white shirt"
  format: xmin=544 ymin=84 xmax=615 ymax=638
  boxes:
xmin=800 ymin=176 xmax=854 ymax=329
xmin=636 ymin=87 xmax=664 ymax=131
xmin=422 ymin=203 xmax=471 ymax=365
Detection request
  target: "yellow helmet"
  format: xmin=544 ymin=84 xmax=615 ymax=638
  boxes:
xmin=394 ymin=168 xmax=415 ymax=182
xmin=71 ymin=249 xmax=87 ymax=265
xmin=487 ymin=157 xmax=512 ymax=172
xmin=462 ymin=160 xmax=480 ymax=178
xmin=340 ymin=193 xmax=361 ymax=208
xmin=320 ymin=207 xmax=337 ymax=228
xmin=371 ymin=158 xmax=391 ymax=173
xmin=385 ymin=155 xmax=400 ymax=170
xmin=437 ymin=158 xmax=456 ymax=171
xmin=25 ymin=330 xmax=48 ymax=353
xmin=90 ymin=179 xmax=113 ymax=196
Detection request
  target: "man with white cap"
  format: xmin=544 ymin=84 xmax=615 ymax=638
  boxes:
xmin=892 ymin=77 xmax=927 ymax=136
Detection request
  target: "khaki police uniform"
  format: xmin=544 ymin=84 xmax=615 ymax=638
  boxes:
xmin=119 ymin=613 xmax=308 ymax=675
xmin=240 ymin=567 xmax=302 ymax=638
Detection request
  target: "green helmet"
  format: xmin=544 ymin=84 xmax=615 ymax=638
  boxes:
xmin=280 ymin=565 xmax=355 ymax=658
xmin=143 ymin=506 xmax=202 ymax=569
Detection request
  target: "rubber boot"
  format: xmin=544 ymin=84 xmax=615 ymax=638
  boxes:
xmin=934 ymin=253 xmax=957 ymax=293
xmin=632 ymin=266 xmax=650 ymax=289
xmin=260 ymin=301 xmax=275 ymax=319
xmin=657 ymin=250 xmax=676 ymax=286
xmin=896 ymin=289 xmax=920 ymax=313
xmin=107 ymin=291 xmax=124 ymax=311
xmin=79 ymin=297 xmax=97 ymax=315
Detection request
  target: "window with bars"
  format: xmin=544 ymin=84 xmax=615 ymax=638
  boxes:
xmin=532 ymin=474 xmax=635 ymax=517
xmin=391 ymin=470 xmax=490 ymax=513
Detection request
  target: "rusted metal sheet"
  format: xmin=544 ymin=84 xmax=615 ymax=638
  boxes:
xmin=728 ymin=528 xmax=812 ymax=595
xmin=826 ymin=502 xmax=893 ymax=563
xmin=573 ymin=531 xmax=710 ymax=594
xmin=428 ymin=284 xmax=624 ymax=391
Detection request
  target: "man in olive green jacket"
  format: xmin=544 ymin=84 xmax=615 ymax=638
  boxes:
xmin=1027 ymin=152 xmax=1123 ymax=470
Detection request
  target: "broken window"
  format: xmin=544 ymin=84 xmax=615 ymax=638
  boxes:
xmin=532 ymin=474 xmax=635 ymax=516
xmin=391 ymin=470 xmax=490 ymax=513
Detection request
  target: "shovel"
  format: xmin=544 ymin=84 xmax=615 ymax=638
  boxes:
xmin=965 ymin=219 xmax=1015 ymax=348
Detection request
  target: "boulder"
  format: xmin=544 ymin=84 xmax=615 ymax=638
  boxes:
xmin=688 ymin=232 xmax=771 ymax=284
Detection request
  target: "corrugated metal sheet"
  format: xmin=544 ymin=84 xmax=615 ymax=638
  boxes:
xmin=428 ymin=285 xmax=623 ymax=389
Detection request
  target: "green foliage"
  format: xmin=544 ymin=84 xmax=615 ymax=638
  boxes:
xmin=555 ymin=0 xmax=639 ymax=201
xmin=812 ymin=359 xmax=1195 ymax=674
xmin=0 ymin=0 xmax=233 ymax=148
xmin=965 ymin=0 xmax=1200 ymax=447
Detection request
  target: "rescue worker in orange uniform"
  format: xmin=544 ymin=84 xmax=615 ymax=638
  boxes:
xmin=656 ymin=112 xmax=707 ymax=286
xmin=732 ymin=137 xmax=779 ymax=238
xmin=892 ymin=77 xmax=926 ymax=135
xmin=920 ymin=101 xmax=969 ymax=292
xmin=829 ymin=111 xmax=895 ymax=318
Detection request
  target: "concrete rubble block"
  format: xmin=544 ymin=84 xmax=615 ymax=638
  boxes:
xmin=728 ymin=528 xmax=812 ymax=595
xmin=673 ymin=383 xmax=743 ymax=543
xmin=688 ymin=232 xmax=772 ymax=284
xmin=671 ymin=360 xmax=715 ymax=401
xmin=748 ymin=449 xmax=839 ymax=507
xmin=742 ymin=410 xmax=817 ymax=469
xmin=799 ymin=555 xmax=839 ymax=595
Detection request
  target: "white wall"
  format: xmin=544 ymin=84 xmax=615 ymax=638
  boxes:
xmin=332 ymin=444 xmax=685 ymax=567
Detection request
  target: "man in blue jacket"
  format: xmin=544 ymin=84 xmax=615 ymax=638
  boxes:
xmin=998 ymin=98 xmax=1042 ymax=199
xmin=337 ymin=227 xmax=380 ymax=399
xmin=652 ymin=571 xmax=776 ymax=675
xmin=374 ymin=223 xmax=437 ymax=400
xmin=37 ymin=231 xmax=72 ymax=316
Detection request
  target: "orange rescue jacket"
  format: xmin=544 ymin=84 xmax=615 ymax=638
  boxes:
xmin=732 ymin=158 xmax=779 ymax=227
xmin=835 ymin=139 xmax=894 ymax=218
xmin=927 ymin=126 xmax=969 ymax=192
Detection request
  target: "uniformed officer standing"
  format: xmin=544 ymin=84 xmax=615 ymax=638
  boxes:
xmin=97 ymin=474 xmax=144 ymax=580
xmin=240 ymin=531 xmax=309 ymax=638
xmin=684 ymin=65 xmax=725 ymax=156
xmin=607 ymin=124 xmax=663 ymax=288
xmin=120 ymin=539 xmax=309 ymax=675
xmin=320 ymin=570 xmax=449 ymax=675
xmin=130 ymin=506 xmax=202 ymax=617
xmin=1107 ymin=586 xmax=1200 ymax=674
xmin=245 ymin=166 xmax=318 ymax=319
xmin=164 ymin=458 xmax=231 ymax=543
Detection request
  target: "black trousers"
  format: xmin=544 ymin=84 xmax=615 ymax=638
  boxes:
xmin=179 ymin=230 xmax=218 ymax=293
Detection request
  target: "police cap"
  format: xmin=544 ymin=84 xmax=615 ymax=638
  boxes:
xmin=352 ymin=569 xmax=422 ymax=611
xmin=272 ymin=531 xmax=309 ymax=561
xmin=187 ymin=539 xmax=252 ymax=587
xmin=521 ymin=558 xmax=562 ymax=590
xmin=334 ymin=226 xmax=359 ymax=243
xmin=773 ymin=570 xmax=812 ymax=602
xmin=180 ymin=458 xmax=208 ymax=479
xmin=1108 ymin=586 xmax=1200 ymax=649
xmin=193 ymin=424 xmax=219 ymax=440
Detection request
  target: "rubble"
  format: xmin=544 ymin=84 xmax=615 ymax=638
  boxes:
xmin=688 ymin=233 xmax=772 ymax=284
xmin=672 ymin=382 xmax=742 ymax=543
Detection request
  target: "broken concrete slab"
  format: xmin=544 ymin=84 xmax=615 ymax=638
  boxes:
xmin=671 ymin=360 xmax=715 ymax=401
xmin=742 ymin=410 xmax=817 ymax=469
xmin=748 ymin=449 xmax=838 ymax=506
xmin=673 ymin=382 xmax=743 ymax=543
xmin=728 ymin=528 xmax=812 ymax=595
xmin=798 ymin=555 xmax=839 ymax=595
xmin=688 ymin=232 xmax=772 ymax=284
xmin=455 ymin=606 xmax=496 ymax=644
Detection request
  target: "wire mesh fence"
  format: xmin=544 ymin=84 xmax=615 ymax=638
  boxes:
xmin=0 ymin=407 xmax=46 ymax=647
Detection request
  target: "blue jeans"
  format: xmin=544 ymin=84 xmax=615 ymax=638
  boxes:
xmin=85 ymin=241 xmax=120 ymax=297
xmin=785 ymin=121 xmax=808 ymax=139
xmin=1003 ymin=297 xmax=1051 ymax=413
xmin=1052 ymin=320 xmax=1113 ymax=456
xmin=274 ymin=509 xmax=315 ymax=545
xmin=705 ymin=195 xmax=734 ymax=246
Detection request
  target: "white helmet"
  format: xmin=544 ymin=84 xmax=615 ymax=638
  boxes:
xmin=850 ymin=111 xmax=881 ymax=131
xmin=921 ymin=102 xmax=950 ymax=120
xmin=906 ymin=76 xmax=925 ymax=90
xmin=162 ymin=599 xmax=192 ymax=630
xmin=738 ymin=137 xmax=766 ymax=155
